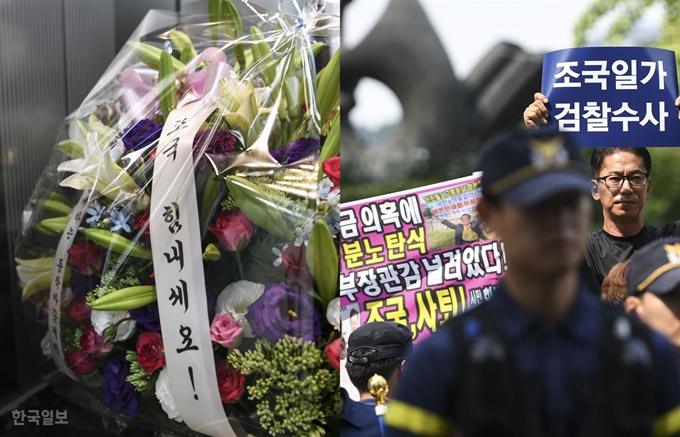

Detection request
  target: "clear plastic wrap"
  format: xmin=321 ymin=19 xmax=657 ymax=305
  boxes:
xmin=14 ymin=1 xmax=340 ymax=436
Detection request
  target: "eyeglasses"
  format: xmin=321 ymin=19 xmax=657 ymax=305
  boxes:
xmin=594 ymin=173 xmax=649 ymax=189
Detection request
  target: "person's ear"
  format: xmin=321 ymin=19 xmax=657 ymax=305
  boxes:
xmin=646 ymin=177 xmax=652 ymax=198
xmin=624 ymin=296 xmax=641 ymax=315
xmin=591 ymin=180 xmax=600 ymax=201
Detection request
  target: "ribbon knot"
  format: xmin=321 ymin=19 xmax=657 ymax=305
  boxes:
xmin=279 ymin=0 xmax=326 ymax=32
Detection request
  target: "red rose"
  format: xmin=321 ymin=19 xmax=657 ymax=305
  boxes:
xmin=79 ymin=324 xmax=112 ymax=355
xmin=136 ymin=332 xmax=166 ymax=375
xmin=322 ymin=156 xmax=340 ymax=189
xmin=132 ymin=210 xmax=151 ymax=236
xmin=281 ymin=245 xmax=313 ymax=287
xmin=67 ymin=296 xmax=92 ymax=322
xmin=325 ymin=338 xmax=341 ymax=370
xmin=65 ymin=349 xmax=98 ymax=376
xmin=216 ymin=360 xmax=246 ymax=403
xmin=208 ymin=210 xmax=254 ymax=252
xmin=67 ymin=239 xmax=102 ymax=275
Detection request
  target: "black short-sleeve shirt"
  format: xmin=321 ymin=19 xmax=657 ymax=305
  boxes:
xmin=584 ymin=221 xmax=680 ymax=286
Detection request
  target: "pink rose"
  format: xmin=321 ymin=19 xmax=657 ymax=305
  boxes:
xmin=208 ymin=210 xmax=254 ymax=252
xmin=79 ymin=324 xmax=113 ymax=355
xmin=65 ymin=349 xmax=98 ymax=376
xmin=210 ymin=313 xmax=243 ymax=348
xmin=67 ymin=296 xmax=92 ymax=322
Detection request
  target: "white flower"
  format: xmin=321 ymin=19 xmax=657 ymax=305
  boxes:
xmin=271 ymin=244 xmax=289 ymax=267
xmin=41 ymin=334 xmax=52 ymax=358
xmin=326 ymin=188 xmax=340 ymax=208
xmin=57 ymin=129 xmax=142 ymax=205
xmin=317 ymin=177 xmax=333 ymax=198
xmin=294 ymin=221 xmax=314 ymax=247
xmin=326 ymin=298 xmax=340 ymax=331
xmin=15 ymin=257 xmax=54 ymax=298
xmin=155 ymin=367 xmax=183 ymax=423
xmin=90 ymin=310 xmax=136 ymax=342
xmin=215 ymin=280 xmax=265 ymax=338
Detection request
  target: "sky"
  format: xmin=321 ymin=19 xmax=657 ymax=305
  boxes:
xmin=343 ymin=0 xmax=663 ymax=131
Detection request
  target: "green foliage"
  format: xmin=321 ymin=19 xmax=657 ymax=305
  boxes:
xmin=125 ymin=351 xmax=154 ymax=393
xmin=220 ymin=195 xmax=237 ymax=211
xmin=574 ymin=0 xmax=680 ymax=76
xmin=229 ymin=336 xmax=339 ymax=436
xmin=64 ymin=327 xmax=83 ymax=351
xmin=643 ymin=147 xmax=680 ymax=226
xmin=85 ymin=267 xmax=142 ymax=305
xmin=342 ymin=178 xmax=443 ymax=203
xmin=86 ymin=270 xmax=117 ymax=304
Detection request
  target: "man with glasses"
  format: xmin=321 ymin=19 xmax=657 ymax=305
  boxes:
xmin=524 ymin=94 xmax=680 ymax=287
xmin=584 ymin=147 xmax=680 ymax=285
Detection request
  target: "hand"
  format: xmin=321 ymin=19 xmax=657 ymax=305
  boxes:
xmin=523 ymin=92 xmax=550 ymax=130
xmin=676 ymin=96 xmax=680 ymax=119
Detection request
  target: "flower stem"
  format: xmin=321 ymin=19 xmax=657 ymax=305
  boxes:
xmin=235 ymin=250 xmax=245 ymax=280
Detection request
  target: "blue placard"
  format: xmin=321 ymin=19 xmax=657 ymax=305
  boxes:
xmin=541 ymin=47 xmax=680 ymax=147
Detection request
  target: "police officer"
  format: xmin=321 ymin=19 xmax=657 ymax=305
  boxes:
xmin=384 ymin=129 xmax=680 ymax=437
xmin=625 ymin=237 xmax=680 ymax=351
xmin=342 ymin=321 xmax=413 ymax=437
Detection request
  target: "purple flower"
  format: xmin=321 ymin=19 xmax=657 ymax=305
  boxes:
xmin=270 ymin=138 xmax=320 ymax=165
xmin=129 ymin=302 xmax=161 ymax=332
xmin=102 ymin=354 xmax=137 ymax=417
xmin=245 ymin=283 xmax=321 ymax=343
xmin=193 ymin=130 xmax=237 ymax=171
xmin=95 ymin=100 xmax=122 ymax=126
xmin=70 ymin=272 xmax=99 ymax=298
xmin=122 ymin=119 xmax=162 ymax=151
xmin=207 ymin=292 xmax=217 ymax=321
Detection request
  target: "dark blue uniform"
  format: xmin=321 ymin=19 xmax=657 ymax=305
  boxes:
xmin=385 ymin=284 xmax=680 ymax=437
xmin=341 ymin=387 xmax=383 ymax=437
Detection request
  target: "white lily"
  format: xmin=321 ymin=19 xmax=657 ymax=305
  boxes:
xmin=215 ymin=78 xmax=269 ymax=144
xmin=15 ymin=257 xmax=70 ymax=299
xmin=58 ymin=128 xmax=143 ymax=206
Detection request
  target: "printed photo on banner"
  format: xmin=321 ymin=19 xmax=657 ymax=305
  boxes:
xmin=341 ymin=303 xmax=362 ymax=337
xmin=541 ymin=46 xmax=680 ymax=147
xmin=419 ymin=177 xmax=492 ymax=250
xmin=339 ymin=303 xmax=362 ymax=401
xmin=339 ymin=174 xmax=507 ymax=354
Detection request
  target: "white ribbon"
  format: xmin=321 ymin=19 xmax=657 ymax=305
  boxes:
xmin=48 ymin=190 xmax=92 ymax=379
xmin=150 ymin=99 xmax=236 ymax=437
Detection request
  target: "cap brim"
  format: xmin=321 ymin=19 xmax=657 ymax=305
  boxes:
xmin=501 ymin=171 xmax=592 ymax=207
xmin=645 ymin=267 xmax=680 ymax=295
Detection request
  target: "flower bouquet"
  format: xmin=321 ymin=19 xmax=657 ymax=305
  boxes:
xmin=14 ymin=0 xmax=340 ymax=436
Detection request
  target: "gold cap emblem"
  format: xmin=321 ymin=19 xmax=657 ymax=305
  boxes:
xmin=529 ymin=137 xmax=569 ymax=168
xmin=665 ymin=243 xmax=680 ymax=263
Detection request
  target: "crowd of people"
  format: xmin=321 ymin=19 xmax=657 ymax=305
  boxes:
xmin=339 ymin=95 xmax=680 ymax=436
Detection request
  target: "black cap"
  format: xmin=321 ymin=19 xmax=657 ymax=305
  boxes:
xmin=478 ymin=129 xmax=591 ymax=206
xmin=627 ymin=238 xmax=680 ymax=296
xmin=347 ymin=321 xmax=412 ymax=364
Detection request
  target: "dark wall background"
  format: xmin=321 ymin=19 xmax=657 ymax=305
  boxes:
xmin=0 ymin=0 xmax=183 ymax=411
